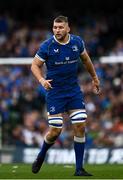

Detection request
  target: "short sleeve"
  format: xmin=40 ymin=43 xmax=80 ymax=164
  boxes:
xmin=35 ymin=42 xmax=48 ymax=62
xmin=77 ymin=36 xmax=85 ymax=54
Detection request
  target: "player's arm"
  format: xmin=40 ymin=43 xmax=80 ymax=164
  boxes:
xmin=31 ymin=57 xmax=52 ymax=90
xmin=80 ymin=50 xmax=100 ymax=94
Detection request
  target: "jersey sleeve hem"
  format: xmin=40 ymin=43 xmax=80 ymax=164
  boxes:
xmin=81 ymin=48 xmax=86 ymax=55
xmin=35 ymin=54 xmax=46 ymax=62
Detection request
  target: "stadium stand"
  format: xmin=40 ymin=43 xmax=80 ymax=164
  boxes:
xmin=0 ymin=0 xmax=123 ymax=148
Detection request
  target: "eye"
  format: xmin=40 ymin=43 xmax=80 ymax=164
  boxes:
xmin=59 ymin=26 xmax=64 ymax=29
xmin=53 ymin=26 xmax=57 ymax=29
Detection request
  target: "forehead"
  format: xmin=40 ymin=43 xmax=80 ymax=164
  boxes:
xmin=53 ymin=21 xmax=67 ymax=27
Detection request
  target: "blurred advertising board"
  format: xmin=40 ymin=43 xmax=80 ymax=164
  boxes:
xmin=1 ymin=148 xmax=123 ymax=164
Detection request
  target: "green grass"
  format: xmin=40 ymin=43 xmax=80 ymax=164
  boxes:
xmin=0 ymin=163 xmax=123 ymax=179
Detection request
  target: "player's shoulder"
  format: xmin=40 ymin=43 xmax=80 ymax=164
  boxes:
xmin=70 ymin=34 xmax=84 ymax=43
xmin=70 ymin=34 xmax=85 ymax=52
xmin=39 ymin=36 xmax=54 ymax=49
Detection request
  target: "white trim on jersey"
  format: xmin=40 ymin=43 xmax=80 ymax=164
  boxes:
xmin=81 ymin=48 xmax=86 ymax=55
xmin=35 ymin=54 xmax=46 ymax=62
xmin=53 ymin=34 xmax=70 ymax=45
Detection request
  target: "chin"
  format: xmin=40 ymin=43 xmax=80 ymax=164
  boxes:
xmin=56 ymin=35 xmax=62 ymax=40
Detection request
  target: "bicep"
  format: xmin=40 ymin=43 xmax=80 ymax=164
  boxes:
xmin=32 ymin=57 xmax=45 ymax=67
xmin=80 ymin=49 xmax=90 ymax=61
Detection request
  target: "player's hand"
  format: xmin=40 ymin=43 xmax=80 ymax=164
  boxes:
xmin=92 ymin=77 xmax=100 ymax=95
xmin=39 ymin=78 xmax=53 ymax=90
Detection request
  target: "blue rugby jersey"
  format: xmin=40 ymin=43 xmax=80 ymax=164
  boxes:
xmin=35 ymin=34 xmax=85 ymax=93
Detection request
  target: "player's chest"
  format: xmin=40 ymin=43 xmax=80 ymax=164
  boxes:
xmin=48 ymin=45 xmax=80 ymax=61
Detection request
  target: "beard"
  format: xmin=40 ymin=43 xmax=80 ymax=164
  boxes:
xmin=55 ymin=32 xmax=67 ymax=41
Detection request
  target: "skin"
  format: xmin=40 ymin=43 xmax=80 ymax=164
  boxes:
xmin=31 ymin=21 xmax=100 ymax=143
xmin=53 ymin=21 xmax=70 ymax=43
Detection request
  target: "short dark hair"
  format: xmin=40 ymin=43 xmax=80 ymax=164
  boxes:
xmin=54 ymin=15 xmax=68 ymax=23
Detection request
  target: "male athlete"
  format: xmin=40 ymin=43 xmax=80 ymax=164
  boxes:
xmin=31 ymin=15 xmax=100 ymax=176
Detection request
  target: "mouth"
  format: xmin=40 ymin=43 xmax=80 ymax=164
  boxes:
xmin=55 ymin=34 xmax=62 ymax=39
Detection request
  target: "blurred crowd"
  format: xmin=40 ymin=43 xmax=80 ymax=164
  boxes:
xmin=79 ymin=63 xmax=123 ymax=148
xmin=0 ymin=63 xmax=123 ymax=148
xmin=0 ymin=12 xmax=123 ymax=57
xmin=0 ymin=12 xmax=123 ymax=149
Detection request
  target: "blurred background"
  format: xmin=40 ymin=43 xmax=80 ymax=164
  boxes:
xmin=0 ymin=0 xmax=123 ymax=164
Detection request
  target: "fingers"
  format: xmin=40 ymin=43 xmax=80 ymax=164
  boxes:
xmin=39 ymin=78 xmax=53 ymax=90
xmin=47 ymin=79 xmax=53 ymax=82
xmin=93 ymin=86 xmax=100 ymax=94
xmin=43 ymin=79 xmax=53 ymax=90
xmin=92 ymin=79 xmax=100 ymax=86
xmin=92 ymin=80 xmax=101 ymax=95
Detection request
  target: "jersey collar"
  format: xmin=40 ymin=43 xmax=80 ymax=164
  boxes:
xmin=53 ymin=34 xmax=70 ymax=45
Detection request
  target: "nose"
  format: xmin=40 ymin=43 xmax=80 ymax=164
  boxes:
xmin=56 ymin=28 xmax=60 ymax=32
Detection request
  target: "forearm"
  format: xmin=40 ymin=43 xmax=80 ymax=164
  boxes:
xmin=81 ymin=52 xmax=98 ymax=80
xmin=31 ymin=62 xmax=45 ymax=82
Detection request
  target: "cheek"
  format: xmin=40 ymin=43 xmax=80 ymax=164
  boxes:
xmin=53 ymin=29 xmax=57 ymax=34
xmin=61 ymin=29 xmax=66 ymax=34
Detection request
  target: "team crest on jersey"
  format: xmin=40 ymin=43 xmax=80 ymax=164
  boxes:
xmin=72 ymin=45 xmax=78 ymax=52
xmin=50 ymin=106 xmax=55 ymax=112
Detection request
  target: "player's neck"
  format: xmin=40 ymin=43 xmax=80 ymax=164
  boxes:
xmin=54 ymin=34 xmax=70 ymax=45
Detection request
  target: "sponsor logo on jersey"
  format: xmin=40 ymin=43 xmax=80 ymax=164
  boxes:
xmin=54 ymin=49 xmax=59 ymax=53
